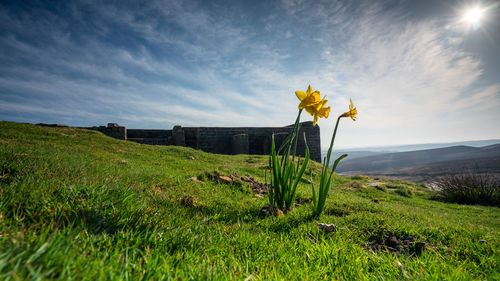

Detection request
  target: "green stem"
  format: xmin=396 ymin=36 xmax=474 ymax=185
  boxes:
xmin=291 ymin=109 xmax=303 ymax=162
xmin=281 ymin=109 xmax=302 ymax=173
xmin=324 ymin=116 xmax=342 ymax=169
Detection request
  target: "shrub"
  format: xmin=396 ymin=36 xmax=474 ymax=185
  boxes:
xmin=395 ymin=186 xmax=413 ymax=197
xmin=346 ymin=181 xmax=366 ymax=189
xmin=434 ymin=173 xmax=500 ymax=206
xmin=351 ymin=175 xmax=368 ymax=180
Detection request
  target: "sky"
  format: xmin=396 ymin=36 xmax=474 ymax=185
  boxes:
xmin=1 ymin=0 xmax=499 ymax=149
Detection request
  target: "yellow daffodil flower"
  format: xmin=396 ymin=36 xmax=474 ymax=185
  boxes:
xmin=306 ymin=97 xmax=331 ymax=126
xmin=341 ymin=99 xmax=357 ymax=121
xmin=295 ymin=85 xmax=320 ymax=110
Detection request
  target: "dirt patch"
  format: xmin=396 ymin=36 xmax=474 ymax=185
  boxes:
xmin=203 ymin=171 xmax=270 ymax=196
xmin=365 ymin=235 xmax=426 ymax=255
xmin=178 ymin=195 xmax=198 ymax=208
xmin=295 ymin=197 xmax=312 ymax=206
xmin=342 ymin=181 xmax=367 ymax=190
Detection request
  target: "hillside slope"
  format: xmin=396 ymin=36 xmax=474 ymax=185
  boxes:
xmin=337 ymin=144 xmax=500 ymax=173
xmin=0 ymin=121 xmax=498 ymax=280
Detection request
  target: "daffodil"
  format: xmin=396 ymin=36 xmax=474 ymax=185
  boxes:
xmin=295 ymin=85 xmax=320 ymax=110
xmin=341 ymin=99 xmax=357 ymax=121
xmin=306 ymin=97 xmax=330 ymax=126
xmin=312 ymin=98 xmax=358 ymax=217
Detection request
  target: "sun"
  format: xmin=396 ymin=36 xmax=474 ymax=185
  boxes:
xmin=463 ymin=7 xmax=485 ymax=26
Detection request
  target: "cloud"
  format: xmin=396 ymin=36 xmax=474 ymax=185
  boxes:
xmin=0 ymin=0 xmax=498 ymax=148
xmin=276 ymin=0 xmax=500 ymax=147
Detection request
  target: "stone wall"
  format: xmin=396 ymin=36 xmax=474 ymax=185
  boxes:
xmin=183 ymin=122 xmax=321 ymax=162
xmin=85 ymin=123 xmax=127 ymax=140
xmin=87 ymin=122 xmax=322 ymax=162
xmin=127 ymin=129 xmax=172 ymax=145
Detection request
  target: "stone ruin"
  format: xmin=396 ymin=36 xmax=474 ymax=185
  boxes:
xmin=84 ymin=122 xmax=322 ymax=162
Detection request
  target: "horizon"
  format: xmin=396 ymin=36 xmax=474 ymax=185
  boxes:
xmin=1 ymin=0 xmax=500 ymax=148
xmin=326 ymin=138 xmax=500 ymax=151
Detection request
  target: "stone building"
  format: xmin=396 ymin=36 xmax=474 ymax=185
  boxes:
xmin=86 ymin=122 xmax=321 ymax=162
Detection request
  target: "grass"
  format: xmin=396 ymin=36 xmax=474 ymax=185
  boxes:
xmin=0 ymin=121 xmax=499 ymax=280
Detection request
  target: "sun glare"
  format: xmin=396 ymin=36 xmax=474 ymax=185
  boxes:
xmin=463 ymin=7 xmax=485 ymax=25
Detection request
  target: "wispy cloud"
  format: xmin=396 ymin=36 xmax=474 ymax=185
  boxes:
xmin=0 ymin=0 xmax=498 ymax=147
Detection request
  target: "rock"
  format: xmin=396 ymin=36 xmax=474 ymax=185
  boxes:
xmin=396 ymin=261 xmax=410 ymax=281
xmin=260 ymin=207 xmax=267 ymax=217
xmin=189 ymin=177 xmax=205 ymax=184
xmin=479 ymin=239 xmax=487 ymax=244
xmin=387 ymin=236 xmax=400 ymax=248
xmin=276 ymin=209 xmax=284 ymax=217
xmin=218 ymin=176 xmax=233 ymax=184
xmin=367 ymin=182 xmax=384 ymax=187
xmin=241 ymin=176 xmax=252 ymax=182
xmin=371 ymin=198 xmax=379 ymax=203
xmin=119 ymin=159 xmax=128 ymax=164
xmin=178 ymin=195 xmax=197 ymax=207
xmin=318 ymin=223 xmax=337 ymax=233
xmin=259 ymin=206 xmax=284 ymax=217
xmin=386 ymin=246 xmax=398 ymax=253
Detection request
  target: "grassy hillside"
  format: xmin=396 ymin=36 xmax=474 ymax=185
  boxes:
xmin=0 ymin=121 xmax=499 ymax=280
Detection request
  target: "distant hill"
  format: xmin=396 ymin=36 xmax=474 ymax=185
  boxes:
xmin=343 ymin=156 xmax=500 ymax=183
xmin=322 ymin=150 xmax=384 ymax=161
xmin=330 ymin=139 xmax=500 ymax=153
xmin=323 ymin=139 xmax=500 ymax=164
xmin=336 ymin=144 xmax=500 ymax=182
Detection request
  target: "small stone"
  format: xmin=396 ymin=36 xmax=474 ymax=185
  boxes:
xmin=367 ymin=182 xmax=384 ymax=187
xmin=479 ymin=239 xmax=486 ymax=244
xmin=371 ymin=198 xmax=379 ymax=203
xmin=218 ymin=176 xmax=233 ymax=184
xmin=189 ymin=177 xmax=205 ymax=184
xmin=386 ymin=246 xmax=398 ymax=253
xmin=120 ymin=159 xmax=128 ymax=164
xmin=241 ymin=176 xmax=252 ymax=182
xmin=188 ymin=156 xmax=195 ymax=160
xmin=178 ymin=195 xmax=197 ymax=207
xmin=317 ymin=223 xmax=337 ymax=233
xmin=259 ymin=206 xmax=284 ymax=217
xmin=396 ymin=261 xmax=410 ymax=281
xmin=387 ymin=236 xmax=400 ymax=248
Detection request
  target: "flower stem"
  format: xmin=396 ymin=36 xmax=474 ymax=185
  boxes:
xmin=291 ymin=109 xmax=303 ymax=162
xmin=324 ymin=115 xmax=342 ymax=170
